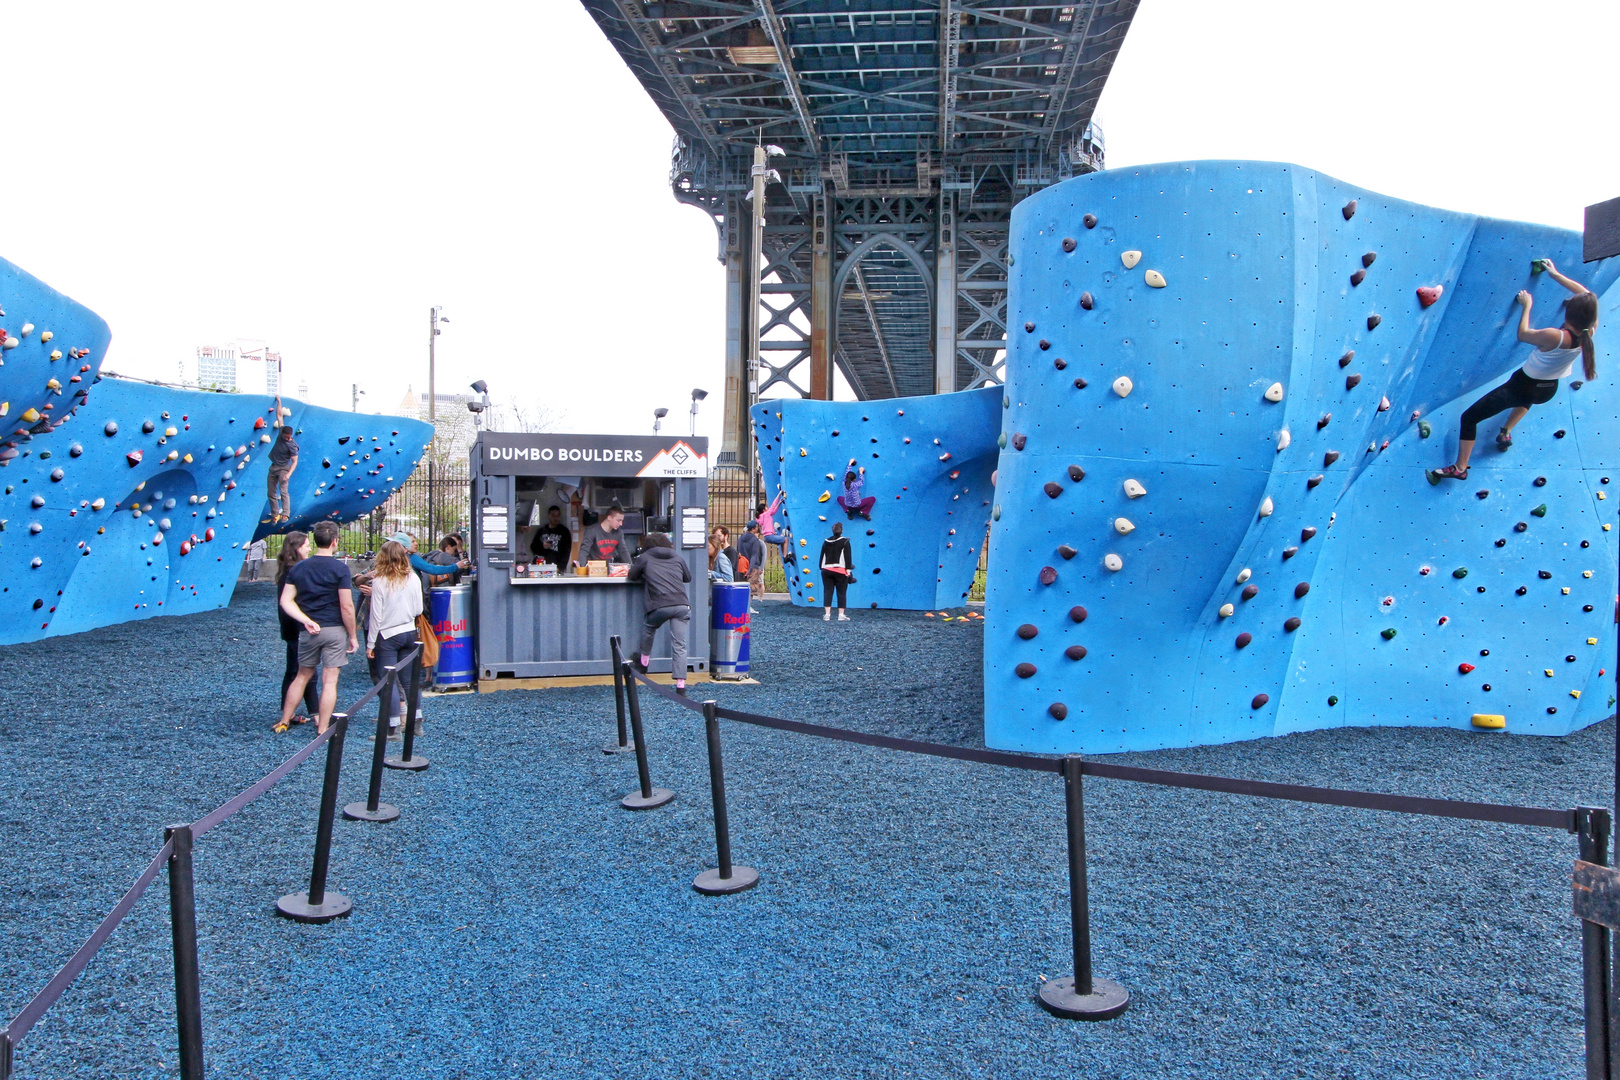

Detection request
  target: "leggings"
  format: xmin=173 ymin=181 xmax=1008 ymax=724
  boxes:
xmin=1460 ymin=368 xmax=1559 ymax=440
xmin=282 ymin=638 xmax=320 ymax=716
xmin=821 ymin=571 xmax=848 ymax=609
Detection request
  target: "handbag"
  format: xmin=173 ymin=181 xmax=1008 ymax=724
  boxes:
xmin=415 ymin=613 xmax=440 ymax=667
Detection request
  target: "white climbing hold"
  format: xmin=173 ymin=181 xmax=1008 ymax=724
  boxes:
xmin=19 ymin=323 xmax=33 ymax=337
xmin=1104 ymin=553 xmax=1124 ymax=572
xmin=49 ymin=349 xmax=62 ymax=361
xmin=1121 ymin=250 xmax=1142 ymax=269
xmin=90 ymin=498 xmax=104 ymax=511
xmin=1219 ymin=603 xmax=1234 ymax=618
xmin=1 ymin=337 xmax=17 ymax=350
xmin=1144 ymin=269 xmax=1166 ymax=288
xmin=1258 ymin=497 xmax=1274 ymax=518
xmin=1123 ymin=478 xmax=1146 ymax=499
xmin=1276 ymin=429 xmax=1291 ymax=452
xmin=1264 ymin=382 xmax=1284 ymax=403
xmin=1114 ymin=517 xmax=1136 ymax=535
xmin=1112 ymin=376 xmax=1133 ymax=398
xmin=1378 ymin=396 xmax=1390 ymax=412
xmin=1236 ymin=568 xmax=1252 ymax=584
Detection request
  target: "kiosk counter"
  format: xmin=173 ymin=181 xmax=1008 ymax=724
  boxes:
xmin=470 ymin=431 xmax=712 ymax=680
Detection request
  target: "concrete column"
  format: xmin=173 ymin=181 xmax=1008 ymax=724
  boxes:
xmin=809 ymin=193 xmax=832 ymax=400
xmin=934 ymin=191 xmax=958 ymax=395
xmin=720 ymin=197 xmax=748 ymax=466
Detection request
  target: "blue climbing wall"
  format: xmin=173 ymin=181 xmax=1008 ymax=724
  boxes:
xmin=0 ymin=254 xmax=432 ymax=646
xmin=987 ymin=161 xmax=1620 ymax=753
xmin=752 ymin=389 xmax=999 ymax=610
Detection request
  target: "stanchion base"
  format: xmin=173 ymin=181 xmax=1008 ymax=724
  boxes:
xmin=1037 ymin=975 xmax=1130 ymax=1021
xmin=621 ymin=787 xmax=674 ymax=810
xmin=384 ymin=755 xmax=430 ymax=771
xmin=342 ymin=801 xmax=401 ymax=823
xmin=275 ymin=891 xmax=353 ymax=924
xmin=602 ymin=742 xmax=638 ymax=755
xmin=694 ymin=866 xmax=759 ymax=895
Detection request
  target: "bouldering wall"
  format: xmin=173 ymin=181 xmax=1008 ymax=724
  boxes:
xmin=0 ymin=254 xmax=432 ymax=646
xmin=986 ymin=161 xmax=1620 ymax=753
xmin=751 ymin=389 xmax=1000 ymax=610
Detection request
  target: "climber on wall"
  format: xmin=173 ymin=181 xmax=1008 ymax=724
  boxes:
xmin=1430 ymin=261 xmax=1598 ymax=482
xmin=836 ymin=460 xmax=876 ymax=520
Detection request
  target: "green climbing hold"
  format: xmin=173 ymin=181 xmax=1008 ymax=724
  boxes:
xmin=997 ymin=432 xmax=1008 ymax=448
xmin=1381 ymin=628 xmax=1398 ymax=640
xmin=1452 ymin=567 xmax=1468 ymax=579
xmin=1418 ymin=421 xmax=1432 ymax=439
xmin=1531 ymin=258 xmax=1548 ymax=274
xmin=1328 ymin=695 xmax=1339 ymax=706
xmin=1530 ymin=503 xmax=1548 ymax=517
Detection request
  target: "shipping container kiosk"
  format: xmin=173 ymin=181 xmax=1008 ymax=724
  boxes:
xmin=469 ymin=431 xmax=711 ymax=681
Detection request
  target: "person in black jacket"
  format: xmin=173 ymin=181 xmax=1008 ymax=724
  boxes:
xmin=272 ymin=532 xmax=320 ymax=728
xmin=529 ymin=505 xmax=572 ymax=572
xmin=819 ymin=522 xmax=854 ymax=622
xmin=626 ymin=532 xmax=693 ymax=693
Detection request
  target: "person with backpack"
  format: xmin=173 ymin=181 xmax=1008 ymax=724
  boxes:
xmin=738 ymin=522 xmax=766 ymax=610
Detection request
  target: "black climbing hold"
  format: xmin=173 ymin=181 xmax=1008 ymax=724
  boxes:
xmin=1325 ymin=450 xmax=1343 ymax=466
xmin=1016 ymin=663 xmax=1037 ymax=679
xmin=1024 ymin=322 xmax=1035 ymax=333
xmin=1571 ymin=381 xmax=1584 ymax=390
xmin=1452 ymin=567 xmax=1468 ymax=579
xmin=1069 ymin=606 xmax=1088 ymax=623
xmin=1011 ymin=433 xmax=1027 ymax=450
xmin=1350 ymin=270 xmax=1366 ymax=287
xmin=1548 ymin=707 xmax=1558 ymax=715
xmin=1017 ymin=624 xmax=1039 ymax=640
xmin=32 ymin=599 xmax=43 ymax=610
xmin=871 ymin=567 xmax=881 ymax=574
xmin=1073 ymin=378 xmax=1088 ymax=389
xmin=103 ymin=421 xmax=118 ymax=436
xmin=1062 ymin=237 xmax=1076 ymax=253
xmin=1476 ymin=586 xmax=1486 ymax=593
xmin=1065 ymin=645 xmax=1087 ymax=661
xmin=1367 ymin=314 xmax=1381 ymax=330
xmin=1054 ymin=358 xmax=1067 ymax=370
xmin=1038 ymin=339 xmax=1051 ymax=351
xmin=1533 ymin=476 xmax=1547 ymax=486
xmin=866 ymin=529 xmax=875 ymax=536
xmin=1362 ymin=252 xmax=1377 ymax=268
xmin=1295 ymin=582 xmax=1310 ymax=599
xmin=322 ymin=458 xmax=331 ymax=468
xmin=1538 ymin=570 xmax=1552 ymax=579
xmin=831 ymin=430 xmax=840 ymax=436
xmin=1083 ymin=214 xmax=1097 ymax=229
xmin=1476 ymin=490 xmax=1489 ymax=499
xmin=1345 ymin=374 xmax=1361 ymax=390
xmin=1079 ymin=292 xmax=1094 ymax=310
xmin=1328 ymin=695 xmax=1339 ymax=706
xmin=1307 ymin=475 xmax=1323 ymax=489
xmin=1586 ymin=605 xmax=1595 ymax=612
xmin=1495 ymin=539 xmax=1507 ymax=547
xmin=1530 ymin=504 xmax=1547 ymax=517
xmin=1251 ymin=693 xmax=1269 ymax=709
xmin=1067 ymin=465 xmax=1084 ymax=482
xmin=1282 ymin=546 xmax=1299 ymax=560
xmin=1049 ymin=703 xmax=1069 ymax=720
xmin=1567 ymin=655 xmax=1578 ymax=663
xmin=141 ymin=420 xmax=155 ymax=433
xmin=1300 ymin=527 xmax=1317 ymax=542
xmin=1339 ymin=350 xmax=1355 ymax=368
xmin=1554 ymin=430 xmax=1566 ymax=438
xmin=1318 ymin=413 xmax=1331 ymax=430
xmin=1482 ymin=683 xmax=1492 ymax=691
xmin=1480 ymin=649 xmax=1490 ymax=657
xmin=338 ymin=437 xmax=350 ymax=445
xmin=1582 ymin=540 xmax=1591 ymax=548
xmin=1242 ymin=584 xmax=1259 ymax=600
xmin=1235 ymin=633 xmax=1252 ymax=649
xmin=1514 ymin=521 xmax=1528 ymax=532
xmin=1038 ymin=566 xmax=1057 ymax=585
xmin=1057 ymin=545 xmax=1078 ymax=560
xmin=1044 ymin=482 xmax=1064 ymax=499
xmin=1342 ymin=200 xmax=1357 ymax=220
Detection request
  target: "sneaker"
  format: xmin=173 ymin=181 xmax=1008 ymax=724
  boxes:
xmin=750 ymin=608 xmax=760 ymax=614
xmin=837 ymin=614 xmax=850 ymax=622
xmin=412 ymin=719 xmax=423 ymax=737
xmin=823 ymin=610 xmax=831 ymax=621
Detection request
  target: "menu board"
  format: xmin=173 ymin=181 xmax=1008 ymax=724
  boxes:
xmin=680 ymin=506 xmax=708 ymax=548
xmin=481 ymin=504 xmax=510 ymax=550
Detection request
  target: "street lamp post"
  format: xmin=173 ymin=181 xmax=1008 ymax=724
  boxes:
xmin=429 ymin=307 xmax=449 ymax=422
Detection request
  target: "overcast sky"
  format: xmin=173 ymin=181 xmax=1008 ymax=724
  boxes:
xmin=3 ymin=0 xmax=1614 ymax=448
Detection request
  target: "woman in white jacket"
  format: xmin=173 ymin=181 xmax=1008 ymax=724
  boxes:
xmin=367 ymin=540 xmax=424 ymax=731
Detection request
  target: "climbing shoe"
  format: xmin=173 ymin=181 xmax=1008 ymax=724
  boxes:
xmin=1427 ymin=465 xmax=1469 ymax=484
xmin=1496 ymin=428 xmax=1513 ymax=450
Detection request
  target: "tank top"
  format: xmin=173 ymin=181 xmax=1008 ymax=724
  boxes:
xmin=1520 ymin=330 xmax=1582 ymax=381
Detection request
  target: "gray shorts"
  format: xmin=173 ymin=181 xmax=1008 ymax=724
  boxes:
xmin=298 ymin=625 xmax=350 ymax=669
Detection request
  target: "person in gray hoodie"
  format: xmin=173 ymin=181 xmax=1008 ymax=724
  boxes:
xmin=626 ymin=532 xmax=694 ymax=693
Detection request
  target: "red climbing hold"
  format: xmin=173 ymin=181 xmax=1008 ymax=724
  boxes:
xmin=1048 ymin=703 xmax=1069 ymax=720
xmin=1065 ymin=645 xmax=1087 ymax=660
xmin=253 ymin=417 xmax=266 ymax=430
xmin=1017 ymin=624 xmax=1039 ymax=640
xmin=1044 ymin=482 xmax=1063 ymax=498
xmin=1458 ymin=663 xmax=1475 ymax=674
xmin=1069 ymin=605 xmax=1088 ymax=623
xmin=1235 ymin=633 xmax=1253 ymax=649
xmin=1294 ymin=582 xmax=1310 ymax=599
xmin=1416 ymin=285 xmax=1443 ymax=308
xmin=126 ymin=449 xmax=142 ymax=467
xmin=1251 ymin=693 xmax=1269 ymax=709
xmin=179 ymin=540 xmax=192 ymax=556
xmin=1039 ymin=566 xmax=1057 ymax=586
xmin=1016 ymin=663 xmax=1037 ymax=679
xmin=204 ymin=528 xmax=215 ymax=541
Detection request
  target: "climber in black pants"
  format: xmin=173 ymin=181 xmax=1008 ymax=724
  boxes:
xmin=819 ymin=522 xmax=854 ymax=622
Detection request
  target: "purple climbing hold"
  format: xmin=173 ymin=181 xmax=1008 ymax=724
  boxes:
xmin=1039 ymin=566 xmax=1057 ymax=586
xmin=1515 ymin=521 xmax=1528 ymax=532
xmin=1367 ymin=314 xmax=1381 ymax=330
xmin=1307 ymin=475 xmax=1323 ymax=489
xmin=1062 ymin=237 xmax=1076 ymax=253
xmin=1079 ymin=292 xmax=1094 ymax=310
xmin=1073 ymin=378 xmax=1088 ymax=389
xmin=1533 ymin=476 xmax=1547 ymax=487
xmin=1342 ymin=200 xmax=1357 ymax=220
xmin=1282 ymin=546 xmax=1299 ymax=560
xmin=1057 ymin=545 xmax=1078 ymax=560
xmin=1024 ymin=322 xmax=1035 ymax=333
xmin=1323 ymin=450 xmax=1341 ymax=466
xmin=1339 ymin=351 xmax=1355 ymax=368
xmin=1236 ymin=633 xmax=1253 ymax=649
xmin=1067 ymin=465 xmax=1085 ymax=482
xmin=1362 ymin=252 xmax=1377 ymax=268
xmin=1241 ymin=584 xmax=1259 ymax=600
xmin=1069 ymin=605 xmax=1088 ymax=623
xmin=1044 ymin=481 xmax=1064 ymax=499
xmin=1476 ymin=490 xmax=1489 ymax=500
xmin=1017 ymin=624 xmax=1039 ymax=640
xmin=1284 ymin=617 xmax=1301 ymax=632
xmin=1038 ymin=339 xmax=1051 ymax=351
xmin=1065 ymin=645 xmax=1087 ymax=660
xmin=1350 ymin=270 xmax=1366 ymax=287
xmin=1345 ymin=374 xmax=1361 ymax=390
xmin=1300 ymin=526 xmax=1317 ymax=542
xmin=1083 ymin=214 xmax=1097 ymax=229
xmin=1049 ymin=703 xmax=1069 ymax=720
xmin=1011 ymin=433 xmax=1027 ymax=450
xmin=1054 ymin=358 xmax=1067 ymax=370
xmin=1251 ymin=693 xmax=1270 ymax=709
xmin=1016 ymin=663 xmax=1037 ymax=679
xmin=1294 ymin=582 xmax=1310 ymax=599
xmin=1317 ymin=413 xmax=1331 ymax=430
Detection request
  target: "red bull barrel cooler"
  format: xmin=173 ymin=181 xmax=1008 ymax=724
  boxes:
xmin=431 ymin=584 xmax=476 ymax=687
xmin=710 ymin=581 xmax=751 ymax=678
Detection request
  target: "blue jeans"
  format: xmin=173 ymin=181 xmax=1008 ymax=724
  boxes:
xmin=370 ymin=629 xmax=419 ymax=719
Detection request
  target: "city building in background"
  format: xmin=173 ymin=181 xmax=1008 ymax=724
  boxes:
xmin=192 ymin=342 xmax=283 ymax=395
xmin=398 ymin=385 xmax=476 ymax=462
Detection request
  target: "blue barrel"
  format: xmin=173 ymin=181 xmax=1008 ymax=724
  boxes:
xmin=710 ymin=581 xmax=751 ymax=678
xmin=430 ymin=584 xmax=475 ymax=687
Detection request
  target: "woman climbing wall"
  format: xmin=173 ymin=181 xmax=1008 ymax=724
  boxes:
xmin=1430 ymin=260 xmax=1598 ymax=482
xmin=836 ymin=460 xmax=876 ymax=520
xmin=820 ymin=521 xmax=854 ymax=621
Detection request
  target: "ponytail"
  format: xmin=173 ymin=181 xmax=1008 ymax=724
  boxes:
xmin=1565 ymin=292 xmax=1599 ymax=381
xmin=1578 ymin=326 xmax=1597 ymax=381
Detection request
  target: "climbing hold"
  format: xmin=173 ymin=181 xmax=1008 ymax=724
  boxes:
xmin=1024 ymin=321 xmax=1036 ymax=333
xmin=1555 ymin=429 xmax=1567 ymax=438
xmin=1062 ymin=237 xmax=1076 ymax=253
xmin=1073 ymin=378 xmax=1088 ymax=390
xmin=1039 ymin=566 xmax=1058 ymax=585
xmin=1514 ymin=521 xmax=1528 ymax=533
xmin=1079 ymin=292 xmax=1094 ymax=310
xmin=1515 ymin=586 xmax=1527 ymax=595
xmin=1048 ymin=703 xmax=1069 ymax=721
xmin=997 ymin=433 xmax=1008 ymax=450
xmin=1282 ymin=546 xmax=1298 ymax=560
xmin=1538 ymin=569 xmax=1552 ymax=579
xmin=800 ymin=448 xmax=807 ymax=456
xmin=1378 ymin=397 xmax=1390 ymax=412
xmin=1317 ymin=413 xmax=1331 ymax=430
xmin=1044 ymin=482 xmax=1064 ymax=499
xmin=1367 ymin=314 xmax=1381 ymax=330
xmin=1219 ymin=604 xmax=1234 ymax=618
xmin=1284 ymin=618 xmax=1301 ymax=632
xmin=1277 ymin=429 xmax=1291 ymax=452
xmin=1123 ymin=478 xmax=1146 ymax=499
xmin=69 ymin=444 xmax=82 ymax=458
xmin=1307 ymin=475 xmax=1323 ymax=490
xmin=1339 ymin=350 xmax=1355 ymax=368
xmin=1067 ymin=465 xmax=1085 ymax=482
xmin=1323 ymin=450 xmax=1341 ymax=467
xmin=1104 ymin=554 xmax=1123 ymax=572
xmin=1069 ymin=606 xmax=1088 ymax=623
xmin=1012 ymin=433 xmax=1027 ymax=450
xmin=1452 ymin=567 xmax=1468 ymax=579
xmin=253 ymin=417 xmax=266 ymax=430
xmin=1418 ymin=421 xmax=1432 ymax=439
xmin=1264 ymin=382 xmax=1285 ymax=403
xmin=1328 ymin=696 xmax=1339 ymax=707
xmin=1235 ymin=633 xmax=1252 ymax=649
xmin=1038 ymin=340 xmax=1051 ymax=351
xmin=1530 ymin=504 xmax=1548 ymax=517
xmin=1381 ymin=628 xmax=1398 ymax=640
xmin=1294 ymin=582 xmax=1310 ymax=599
xmin=126 ymin=450 xmax=142 ymax=467
xmin=1251 ymin=693 xmax=1270 ymax=709
xmin=1242 ymin=584 xmax=1259 ymax=600
xmin=1342 ymin=200 xmax=1357 ymax=220
xmin=1300 ymin=527 xmax=1316 ymax=542
xmin=1471 ymin=714 xmax=1506 ymax=730
xmin=1121 ymin=250 xmax=1141 ymax=269
xmin=818 ymin=491 xmax=830 ymax=502
xmin=1083 ymin=214 xmax=1097 ymax=229
xmin=1057 ymin=545 xmax=1078 ymax=560
xmin=1113 ymin=376 xmax=1133 ymax=398
xmin=1054 ymin=358 xmax=1067 ymax=370
xmin=1345 ymin=374 xmax=1362 ymax=390
xmin=1258 ymin=497 xmax=1274 ymax=518
xmin=1416 ymin=286 xmax=1444 ymax=309
xmin=1458 ymin=663 xmax=1475 ymax=675
xmin=1015 ymin=663 xmax=1037 ymax=679
xmin=1350 ymin=270 xmax=1366 ymax=287
xmin=1144 ymin=270 xmax=1166 ymax=288
xmin=1017 ymin=624 xmax=1039 ymax=640
xmin=1114 ymin=517 xmax=1136 ymax=535
xmin=1236 ymin=568 xmax=1252 ymax=584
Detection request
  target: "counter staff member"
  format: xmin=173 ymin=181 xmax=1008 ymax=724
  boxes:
xmin=529 ymin=504 xmax=572 ymax=572
xmin=578 ymin=504 xmax=630 ymax=565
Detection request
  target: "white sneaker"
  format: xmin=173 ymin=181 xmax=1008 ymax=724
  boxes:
xmin=837 ymin=614 xmax=850 ymax=622
xmin=823 ymin=610 xmax=831 ymax=621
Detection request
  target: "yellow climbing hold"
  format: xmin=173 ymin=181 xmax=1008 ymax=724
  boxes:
xmin=818 ymin=491 xmax=831 ymax=503
xmin=1121 ymin=250 xmax=1142 ymax=269
xmin=45 ymin=378 xmax=61 ymax=391
xmin=1545 ymin=669 xmax=1555 ymax=677
xmin=1562 ymin=587 xmax=1571 ymax=595
xmin=1606 ymin=525 xmax=1613 ymax=532
xmin=21 ymin=408 xmax=40 ymax=422
xmin=1471 ymin=714 xmax=1506 ymax=729
xmin=799 ymin=538 xmax=807 ymax=546
xmin=1584 ymin=570 xmax=1593 ymax=578
xmin=1572 ymin=690 xmax=1582 ymax=699
xmin=182 ymin=453 xmax=193 ymax=464
xmin=1590 ymin=638 xmax=1600 ymax=646
xmin=1144 ymin=269 xmax=1166 ymax=288
xmin=799 ymin=448 xmax=807 ymax=456
xmin=0 ymin=402 xmax=7 ymax=416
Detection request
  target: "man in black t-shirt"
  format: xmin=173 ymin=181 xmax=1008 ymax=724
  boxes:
xmin=529 ymin=505 xmax=572 ymax=572
xmin=277 ymin=520 xmax=357 ymax=732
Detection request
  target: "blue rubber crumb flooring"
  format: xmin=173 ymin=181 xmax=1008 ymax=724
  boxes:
xmin=0 ymin=584 xmax=1611 ymax=1079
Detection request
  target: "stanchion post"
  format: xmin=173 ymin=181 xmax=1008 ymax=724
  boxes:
xmin=620 ymin=662 xmax=673 ymax=810
xmin=345 ymin=670 xmax=401 ymax=823
xmin=276 ymin=715 xmax=354 ymax=923
xmin=386 ymin=644 xmax=429 ymax=771
xmin=164 ymin=823 xmax=205 ymax=1080
xmin=0 ymin=1032 xmax=12 ymax=1080
xmin=1038 ymin=755 xmax=1128 ymax=1021
xmin=1577 ymin=806 xmax=1613 ymax=1080
xmin=606 ymin=635 xmax=635 ymax=754
xmin=693 ymin=700 xmax=757 ymax=894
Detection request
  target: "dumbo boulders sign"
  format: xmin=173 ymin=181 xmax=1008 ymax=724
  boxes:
xmin=480 ymin=433 xmax=709 ymax=478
